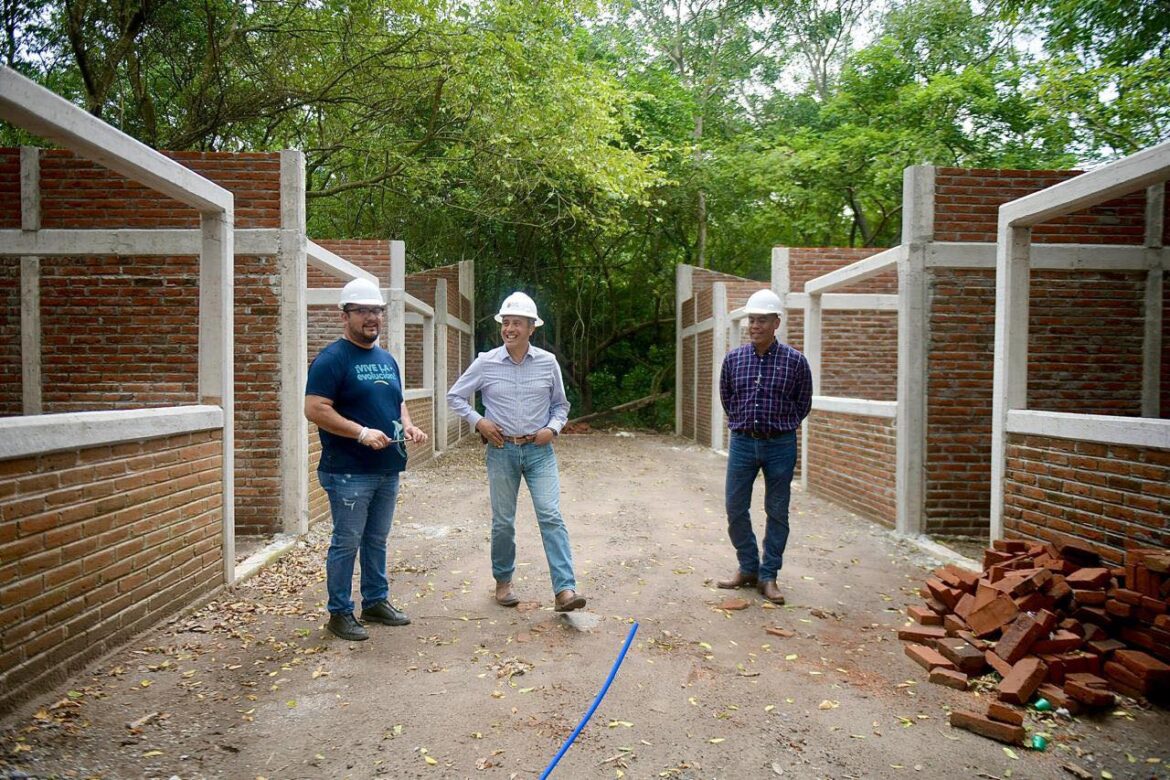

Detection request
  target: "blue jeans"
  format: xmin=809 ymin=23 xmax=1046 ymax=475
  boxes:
xmin=725 ymin=431 xmax=797 ymax=582
xmin=319 ymin=470 xmax=401 ymax=615
xmin=485 ymin=442 xmax=577 ymax=593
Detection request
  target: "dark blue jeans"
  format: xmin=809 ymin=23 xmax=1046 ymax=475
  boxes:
xmin=724 ymin=431 xmax=797 ymax=582
xmin=319 ymin=470 xmax=400 ymax=615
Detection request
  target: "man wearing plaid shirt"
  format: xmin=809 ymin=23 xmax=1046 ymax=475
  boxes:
xmin=715 ymin=289 xmax=812 ymax=605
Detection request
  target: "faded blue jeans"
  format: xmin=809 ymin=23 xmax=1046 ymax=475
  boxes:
xmin=319 ymin=470 xmax=401 ymax=615
xmin=725 ymin=431 xmax=797 ymax=583
xmin=485 ymin=442 xmax=577 ymax=594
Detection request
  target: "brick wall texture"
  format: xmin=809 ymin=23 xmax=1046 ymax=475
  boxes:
xmin=0 ymin=430 xmax=224 ymax=717
xmin=0 ymin=147 xmax=286 ymax=537
xmin=1002 ymin=434 xmax=1169 ymax=565
xmin=806 ymin=411 xmax=897 ymax=526
xmin=0 ymin=258 xmax=20 ymax=416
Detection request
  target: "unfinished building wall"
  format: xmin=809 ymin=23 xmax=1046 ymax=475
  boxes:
xmin=1 ymin=148 xmax=288 ymax=536
xmin=0 ymin=424 xmax=224 ymax=717
xmin=926 ymin=168 xmax=1164 ymax=539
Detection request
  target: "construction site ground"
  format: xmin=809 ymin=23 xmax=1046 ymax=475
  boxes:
xmin=2 ymin=432 xmax=1168 ymax=780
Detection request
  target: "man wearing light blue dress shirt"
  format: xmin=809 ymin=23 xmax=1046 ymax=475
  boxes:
xmin=447 ymin=291 xmax=587 ymax=612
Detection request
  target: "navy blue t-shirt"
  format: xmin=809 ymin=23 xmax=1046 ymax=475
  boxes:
xmin=306 ymin=339 xmax=407 ymax=474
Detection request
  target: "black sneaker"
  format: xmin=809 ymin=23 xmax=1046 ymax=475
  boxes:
xmin=361 ymin=600 xmax=411 ymax=626
xmin=327 ymin=612 xmax=369 ymax=641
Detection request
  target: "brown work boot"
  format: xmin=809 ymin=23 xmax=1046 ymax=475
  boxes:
xmin=554 ymin=589 xmax=586 ymax=612
xmin=716 ymin=570 xmax=759 ymax=589
xmin=758 ymin=580 xmax=786 ymax=605
xmin=495 ymin=580 xmax=519 ymax=607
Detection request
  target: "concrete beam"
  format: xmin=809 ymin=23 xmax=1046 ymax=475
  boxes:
xmin=0 ymin=405 xmax=224 ymax=460
xmin=278 ymin=151 xmax=308 ymax=536
xmin=0 ymin=67 xmax=231 ymax=214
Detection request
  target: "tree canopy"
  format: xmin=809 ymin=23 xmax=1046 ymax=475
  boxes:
xmin=4 ymin=0 xmax=1166 ymax=423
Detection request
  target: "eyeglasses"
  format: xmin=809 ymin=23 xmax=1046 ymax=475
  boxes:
xmin=345 ymin=306 xmax=386 ymax=317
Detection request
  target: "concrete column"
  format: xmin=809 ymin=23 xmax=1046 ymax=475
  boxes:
xmin=200 ymin=209 xmax=235 ymax=584
xmin=675 ymin=264 xmax=693 ymax=437
xmin=895 ymin=165 xmax=934 ymax=537
xmin=772 ymin=247 xmax=790 ymax=344
xmin=388 ymin=240 xmax=406 ymax=363
xmin=801 ymin=292 xmax=822 ymax=491
xmin=434 ymin=279 xmax=449 ymax=451
xmin=278 ymin=150 xmax=308 ymax=535
xmin=1142 ymin=183 xmax=1164 ymax=418
xmin=990 ymin=225 xmax=1032 ymax=541
xmin=19 ymin=146 xmax=40 ymax=414
xmin=711 ymin=282 xmax=728 ymax=450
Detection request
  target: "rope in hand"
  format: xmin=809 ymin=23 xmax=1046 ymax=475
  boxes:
xmin=539 ymin=621 xmax=640 ymax=779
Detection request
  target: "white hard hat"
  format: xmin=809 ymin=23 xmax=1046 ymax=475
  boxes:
xmin=338 ymin=278 xmax=384 ymax=309
xmin=743 ymin=289 xmax=783 ymax=315
xmin=494 ymin=291 xmax=543 ymax=327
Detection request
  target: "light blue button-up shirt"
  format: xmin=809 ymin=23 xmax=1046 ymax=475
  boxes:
xmin=447 ymin=345 xmax=570 ymax=436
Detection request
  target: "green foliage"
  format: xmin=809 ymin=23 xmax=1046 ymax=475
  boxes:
xmin=4 ymin=0 xmax=1165 ymax=427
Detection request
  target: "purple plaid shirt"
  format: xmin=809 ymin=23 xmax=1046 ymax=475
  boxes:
xmin=719 ymin=340 xmax=813 ymax=434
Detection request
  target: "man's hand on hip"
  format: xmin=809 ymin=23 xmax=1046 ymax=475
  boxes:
xmin=533 ymin=427 xmax=556 ymax=446
xmin=476 ymin=418 xmax=505 ymax=447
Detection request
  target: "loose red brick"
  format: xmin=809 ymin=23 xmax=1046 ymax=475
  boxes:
xmin=994 ymin=611 xmax=1055 ymax=665
xmin=967 ymin=594 xmax=1019 ymax=637
xmin=1104 ymin=599 xmax=1133 ymax=619
xmin=949 ymin=709 xmax=1025 ymax=745
xmin=1103 ymin=661 xmax=1148 ymax=695
xmin=998 ymin=657 xmax=1047 ymax=705
xmin=956 ymin=630 xmax=989 ymax=651
xmin=909 ymin=605 xmax=943 ymax=626
xmin=1066 ymin=567 xmax=1112 ymax=589
xmin=1036 ymin=683 xmax=1081 ymax=715
xmin=943 ymin=613 xmax=969 ymax=635
xmin=986 ymin=649 xmax=1014 ymax=678
xmin=934 ymin=637 xmax=988 ymax=675
xmin=1086 ymin=638 xmax=1126 ymax=657
xmin=930 ymin=667 xmax=969 ymax=690
xmin=1109 ymin=588 xmax=1143 ymax=606
xmin=985 ymin=701 xmax=1024 ymax=726
xmin=905 ymin=643 xmax=956 ymax=672
xmin=898 ymin=625 xmax=948 ymax=644
xmin=1064 ymin=672 xmax=1115 ymax=708
xmin=1113 ymin=649 xmax=1170 ymax=685
xmin=1072 ymin=589 xmax=1107 ymax=606
xmin=1032 ymin=630 xmax=1083 ymax=655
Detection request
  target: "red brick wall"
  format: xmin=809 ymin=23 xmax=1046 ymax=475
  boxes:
xmin=696 ymin=331 xmax=712 ymax=446
xmin=0 ymin=149 xmax=20 ymax=229
xmin=233 ymin=253 xmax=282 ymax=536
xmin=0 ymin=429 xmax=224 ymax=717
xmin=39 ymin=255 xmax=200 ymax=411
xmin=681 ymin=335 xmax=695 ymax=439
xmin=806 ymin=411 xmax=897 ymax=526
xmin=788 ymin=248 xmax=898 ymax=293
xmin=925 ymin=268 xmax=1155 ymax=535
xmin=38 ymin=150 xmax=280 ymax=229
xmin=0 ymin=258 xmax=20 ymax=416
xmin=1 ymin=148 xmax=288 ymax=534
xmin=1002 ymin=434 xmax=1169 ymax=565
xmin=933 ymin=168 xmax=1147 ymax=244
xmin=787 ymin=248 xmax=897 ymax=401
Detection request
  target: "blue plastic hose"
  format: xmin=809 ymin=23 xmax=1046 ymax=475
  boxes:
xmin=540 ymin=621 xmax=640 ymax=779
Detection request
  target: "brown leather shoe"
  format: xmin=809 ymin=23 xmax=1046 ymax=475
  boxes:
xmin=495 ymin=580 xmax=519 ymax=607
xmin=554 ymin=589 xmax=586 ymax=612
xmin=758 ymin=580 xmax=786 ymax=604
xmin=716 ymin=570 xmax=759 ymax=589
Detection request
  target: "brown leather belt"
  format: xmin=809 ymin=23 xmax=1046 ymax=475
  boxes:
xmin=502 ymin=434 xmax=536 ymax=445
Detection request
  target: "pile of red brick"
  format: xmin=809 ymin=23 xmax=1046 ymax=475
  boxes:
xmin=898 ymin=539 xmax=1170 ymax=744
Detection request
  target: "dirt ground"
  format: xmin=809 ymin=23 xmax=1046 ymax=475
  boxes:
xmin=2 ymin=432 xmax=1168 ymax=780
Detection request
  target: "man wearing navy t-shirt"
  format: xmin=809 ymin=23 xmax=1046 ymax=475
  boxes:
xmin=305 ymin=278 xmax=428 ymax=641
xmin=715 ymin=289 xmax=812 ymax=606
